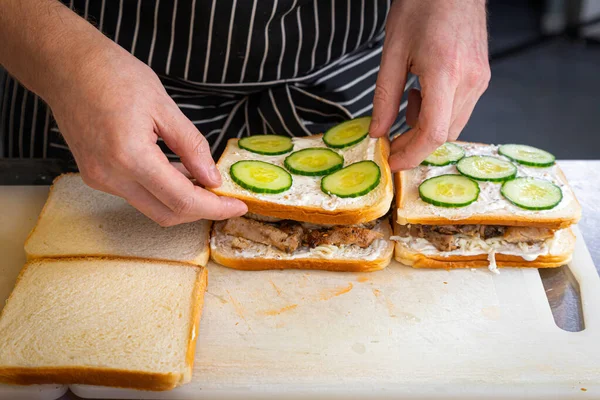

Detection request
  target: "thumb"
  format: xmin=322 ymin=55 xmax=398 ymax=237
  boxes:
xmin=157 ymin=107 xmax=222 ymax=188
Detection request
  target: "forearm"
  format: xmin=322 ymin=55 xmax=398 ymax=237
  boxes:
xmin=0 ymin=0 xmax=116 ymax=105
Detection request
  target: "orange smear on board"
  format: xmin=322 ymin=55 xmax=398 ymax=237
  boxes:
xmin=262 ymin=304 xmax=298 ymax=316
xmin=321 ymin=283 xmax=353 ymax=301
xmin=357 ymin=276 xmax=370 ymax=283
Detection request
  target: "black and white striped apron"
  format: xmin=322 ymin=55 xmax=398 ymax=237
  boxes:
xmin=0 ymin=0 xmax=415 ymax=161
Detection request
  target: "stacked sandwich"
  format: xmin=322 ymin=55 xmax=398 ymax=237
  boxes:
xmin=209 ymin=117 xmax=396 ymax=272
xmin=392 ymin=142 xmax=581 ymax=272
xmin=0 ymin=174 xmax=211 ymax=390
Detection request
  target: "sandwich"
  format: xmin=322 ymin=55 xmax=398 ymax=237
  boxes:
xmin=392 ymin=141 xmax=581 ymax=272
xmin=25 ymin=173 xmax=211 ymax=266
xmin=0 ymin=257 xmax=207 ymax=391
xmin=209 ymin=117 xmax=395 ymax=272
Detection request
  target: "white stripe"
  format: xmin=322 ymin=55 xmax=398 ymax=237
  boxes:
xmin=148 ymin=0 xmax=160 ymax=67
xmin=314 ymin=47 xmax=382 ymax=86
xmin=352 ymin=99 xmax=407 ymax=119
xmin=389 ymin=116 xmax=407 ymax=136
xmin=262 ymin=118 xmax=267 ymax=134
xmin=165 ymin=153 xmax=180 ymax=159
xmin=165 ymin=0 xmax=179 ymax=75
xmin=310 ymin=0 xmax=319 ymax=71
xmin=183 ymin=0 xmax=197 ymax=80
xmin=339 ymin=83 xmax=375 ymax=106
xmin=221 ymin=0 xmax=238 ymax=83
xmin=163 ymin=85 xmax=243 ymax=96
xmin=236 ymin=123 xmax=246 ymax=138
xmin=341 ymin=0 xmax=351 ymax=55
xmin=332 ymin=66 xmax=379 ymax=92
xmin=42 ymin=107 xmax=50 ymax=159
xmin=326 ymin=0 xmax=335 ymax=64
xmin=355 ymin=0 xmax=365 ymax=51
xmin=50 ymin=127 xmax=60 ymax=133
xmin=202 ymin=0 xmax=217 ymax=82
xmin=277 ymin=0 xmax=297 ymax=80
xmin=296 ymin=106 xmax=343 ymax=118
xmin=83 ymin=0 xmax=90 ymax=20
xmin=204 ymin=129 xmax=221 ymax=139
xmin=239 ymin=0 xmax=258 ymax=82
xmin=368 ymin=0 xmax=378 ymax=41
xmin=257 ymin=107 xmax=277 ymax=135
xmin=69 ymin=0 xmax=73 ymax=9
xmin=114 ymin=0 xmax=124 ymax=43
xmin=18 ymin=90 xmax=28 ymax=158
xmin=98 ymin=0 xmax=106 ymax=31
xmin=8 ymin=82 xmax=18 ymax=157
xmin=244 ymin=100 xmax=251 ymax=135
xmin=293 ymin=7 xmax=303 ymax=78
xmin=286 ymin=87 xmax=311 ymax=136
xmin=190 ymin=113 xmax=228 ymax=125
xmin=269 ymin=90 xmax=294 ymax=136
xmin=258 ymin=0 xmax=279 ymax=82
xmin=211 ymin=98 xmax=247 ymax=153
xmin=29 ymin=96 xmax=39 ymax=158
xmin=290 ymin=86 xmax=352 ymax=118
xmin=0 ymin=75 xmax=10 ymax=157
xmin=49 ymin=143 xmax=70 ymax=150
xmin=131 ymin=0 xmax=142 ymax=55
xmin=176 ymin=100 xmax=238 ymax=110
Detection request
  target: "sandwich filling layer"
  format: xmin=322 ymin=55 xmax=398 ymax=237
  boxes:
xmin=392 ymin=224 xmax=566 ymax=261
xmin=212 ymin=215 xmax=390 ymax=260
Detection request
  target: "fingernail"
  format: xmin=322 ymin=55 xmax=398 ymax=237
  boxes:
xmin=227 ymin=198 xmax=248 ymax=215
xmin=209 ymin=165 xmax=222 ymax=185
xmin=369 ymin=118 xmax=379 ymax=137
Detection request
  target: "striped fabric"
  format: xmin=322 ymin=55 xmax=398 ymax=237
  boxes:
xmin=0 ymin=0 xmax=415 ymax=160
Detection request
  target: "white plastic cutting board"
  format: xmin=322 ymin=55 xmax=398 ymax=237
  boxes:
xmin=0 ymin=187 xmax=68 ymax=400
xmin=0 ymin=186 xmax=599 ymax=400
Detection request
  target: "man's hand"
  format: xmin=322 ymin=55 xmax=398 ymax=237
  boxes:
xmin=369 ymin=0 xmax=490 ymax=171
xmin=0 ymin=0 xmax=247 ymax=226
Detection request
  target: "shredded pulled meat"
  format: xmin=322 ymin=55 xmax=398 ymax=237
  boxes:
xmin=222 ymin=216 xmax=382 ymax=253
xmin=396 ymin=224 xmax=553 ymax=252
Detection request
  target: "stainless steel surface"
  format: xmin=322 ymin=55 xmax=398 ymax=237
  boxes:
xmin=46 ymin=160 xmax=598 ymax=400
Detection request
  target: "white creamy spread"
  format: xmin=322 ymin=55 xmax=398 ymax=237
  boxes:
xmin=414 ymin=143 xmax=574 ymax=218
xmin=487 ymin=250 xmax=499 ymax=275
xmin=218 ymin=136 xmax=380 ymax=211
xmin=212 ymin=220 xmax=390 ymax=261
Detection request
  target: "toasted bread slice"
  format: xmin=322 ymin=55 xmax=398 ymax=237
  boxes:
xmin=393 ymin=225 xmax=576 ymax=269
xmin=25 ymin=174 xmax=211 ymax=265
xmin=211 ymin=219 xmax=394 ymax=272
xmin=209 ymin=136 xmax=393 ymax=225
xmin=0 ymin=258 xmax=207 ymax=391
xmin=396 ymin=142 xmax=581 ymax=229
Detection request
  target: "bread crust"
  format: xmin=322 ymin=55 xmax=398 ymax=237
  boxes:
xmin=209 ymin=136 xmax=394 ymax=225
xmin=395 ymin=142 xmax=581 ymax=229
xmin=24 ymin=173 xmax=212 ymax=266
xmin=0 ymin=257 xmax=207 ymax=391
xmin=394 ymin=228 xmax=575 ymax=269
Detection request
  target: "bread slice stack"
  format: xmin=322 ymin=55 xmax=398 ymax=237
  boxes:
xmin=0 ymin=174 xmax=210 ymax=391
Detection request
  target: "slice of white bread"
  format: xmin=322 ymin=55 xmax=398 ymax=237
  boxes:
xmin=25 ymin=174 xmax=211 ymax=265
xmin=0 ymin=257 xmax=207 ymax=391
xmin=209 ymin=135 xmax=393 ymax=225
xmin=396 ymin=142 xmax=581 ymax=229
xmin=393 ymin=225 xmax=576 ymax=269
xmin=211 ymin=219 xmax=394 ymax=272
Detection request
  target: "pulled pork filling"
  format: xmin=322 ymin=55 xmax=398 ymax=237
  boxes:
xmin=221 ymin=216 xmax=383 ymax=253
xmin=396 ymin=224 xmax=555 ymax=252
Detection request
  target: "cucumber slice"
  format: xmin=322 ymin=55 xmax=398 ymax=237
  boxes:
xmin=284 ymin=148 xmax=344 ymax=176
xmin=323 ymin=117 xmax=371 ymax=149
xmin=419 ymin=174 xmax=480 ymax=208
xmin=421 ymin=143 xmax=465 ymax=166
xmin=501 ymin=177 xmax=562 ymax=210
xmin=498 ymin=144 xmax=556 ymax=167
xmin=230 ymin=160 xmax=292 ymax=194
xmin=457 ymin=156 xmax=517 ymax=182
xmin=321 ymin=160 xmax=380 ymax=198
xmin=238 ymin=135 xmax=293 ymax=155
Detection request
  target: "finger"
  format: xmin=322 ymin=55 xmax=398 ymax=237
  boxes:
xmin=369 ymin=36 xmax=409 ymax=138
xmin=388 ymin=73 xmax=458 ymax=171
xmin=405 ymin=89 xmax=422 ymax=127
xmin=448 ymin=93 xmax=479 ymax=141
xmin=171 ymin=162 xmax=193 ymax=179
xmin=157 ymin=104 xmax=222 ymax=188
xmin=116 ymin=181 xmax=177 ymax=224
xmin=134 ymin=147 xmax=247 ymax=223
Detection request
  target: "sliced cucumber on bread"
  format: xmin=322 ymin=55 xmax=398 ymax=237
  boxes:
xmin=323 ymin=117 xmax=371 ymax=149
xmin=501 ymin=177 xmax=562 ymax=210
xmin=321 ymin=160 xmax=380 ymax=198
xmin=457 ymin=156 xmax=517 ymax=182
xmin=230 ymin=160 xmax=292 ymax=194
xmin=284 ymin=148 xmax=343 ymax=176
xmin=422 ymin=142 xmax=465 ymax=166
xmin=499 ymin=144 xmax=555 ymax=167
xmin=419 ymin=174 xmax=480 ymax=207
xmin=238 ymin=135 xmax=293 ymax=155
